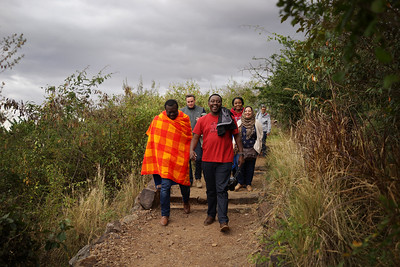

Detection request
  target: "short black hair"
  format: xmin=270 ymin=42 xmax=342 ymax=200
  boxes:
xmin=232 ymin=97 xmax=244 ymax=106
xmin=208 ymin=93 xmax=222 ymax=102
xmin=164 ymin=99 xmax=178 ymax=109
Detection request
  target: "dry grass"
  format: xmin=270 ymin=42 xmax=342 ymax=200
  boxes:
xmin=263 ymin=129 xmax=306 ymax=227
xmin=111 ymin=170 xmax=148 ymax=217
xmin=260 ymin=107 xmax=398 ymax=266
xmin=42 ymin=165 xmax=148 ymax=265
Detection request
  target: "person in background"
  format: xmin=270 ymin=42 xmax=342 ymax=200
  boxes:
xmin=233 ymin=106 xmax=263 ymax=192
xmin=181 ymin=94 xmax=206 ymax=188
xmin=141 ymin=99 xmax=192 ymax=226
xmin=230 ymin=97 xmax=244 ymax=176
xmin=190 ymin=94 xmax=244 ymax=232
xmin=255 ymin=104 xmax=271 ymax=156
xmin=230 ymin=97 xmax=244 ymax=122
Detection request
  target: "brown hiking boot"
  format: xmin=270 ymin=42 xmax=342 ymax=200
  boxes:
xmin=220 ymin=222 xmax=230 ymax=232
xmin=204 ymin=216 xmax=215 ymax=226
xmin=160 ymin=216 xmax=169 ymax=226
xmin=183 ymin=202 xmax=190 ymax=214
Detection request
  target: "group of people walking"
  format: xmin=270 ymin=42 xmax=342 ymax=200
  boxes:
xmin=141 ymin=93 xmax=271 ymax=232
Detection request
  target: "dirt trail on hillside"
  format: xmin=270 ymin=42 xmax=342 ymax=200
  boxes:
xmin=78 ymin=158 xmax=267 ymax=267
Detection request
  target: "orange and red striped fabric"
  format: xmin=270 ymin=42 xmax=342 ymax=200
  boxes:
xmin=141 ymin=110 xmax=192 ymax=186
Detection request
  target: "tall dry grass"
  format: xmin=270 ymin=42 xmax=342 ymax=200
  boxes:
xmin=259 ymin=107 xmax=399 ymax=266
xmin=296 ymin=106 xmax=399 ymax=264
xmin=41 ymin=165 xmax=148 ymax=265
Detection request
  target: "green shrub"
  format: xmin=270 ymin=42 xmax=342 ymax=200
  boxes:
xmin=0 ymin=212 xmax=39 ymax=266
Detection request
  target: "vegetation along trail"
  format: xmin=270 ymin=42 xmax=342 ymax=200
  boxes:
xmin=74 ymin=157 xmax=268 ymax=266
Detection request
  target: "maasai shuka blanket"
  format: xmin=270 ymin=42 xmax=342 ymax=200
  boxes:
xmin=141 ymin=110 xmax=192 ymax=186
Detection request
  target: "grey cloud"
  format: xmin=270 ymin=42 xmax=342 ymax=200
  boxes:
xmin=1 ymin=0 xmax=301 ymax=104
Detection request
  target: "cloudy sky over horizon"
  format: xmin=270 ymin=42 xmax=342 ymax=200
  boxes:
xmin=1 ymin=0 xmax=302 ymax=105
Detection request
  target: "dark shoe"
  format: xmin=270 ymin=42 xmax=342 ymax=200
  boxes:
xmin=220 ymin=222 xmax=229 ymax=232
xmin=204 ymin=216 xmax=215 ymax=226
xmin=183 ymin=202 xmax=190 ymax=214
xmin=160 ymin=216 xmax=169 ymax=226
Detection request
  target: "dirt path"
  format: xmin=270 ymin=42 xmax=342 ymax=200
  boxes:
xmin=80 ymin=158 xmax=267 ymax=266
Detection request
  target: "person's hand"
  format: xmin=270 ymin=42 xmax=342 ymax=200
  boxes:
xmin=190 ymin=150 xmax=197 ymax=160
xmin=238 ymin=154 xmax=244 ymax=167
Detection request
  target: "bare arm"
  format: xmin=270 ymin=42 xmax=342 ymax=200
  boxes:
xmin=233 ymin=133 xmax=244 ymax=167
xmin=190 ymin=133 xmax=200 ymax=160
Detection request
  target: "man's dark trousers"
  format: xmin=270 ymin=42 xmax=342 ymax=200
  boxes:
xmin=202 ymin=161 xmax=232 ymax=223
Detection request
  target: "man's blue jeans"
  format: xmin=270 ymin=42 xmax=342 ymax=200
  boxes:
xmin=155 ymin=175 xmax=190 ymax=217
xmin=202 ymin=162 xmax=232 ymax=224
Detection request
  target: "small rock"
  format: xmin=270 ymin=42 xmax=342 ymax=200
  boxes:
xmin=76 ymin=255 xmax=98 ymax=267
xmin=105 ymin=220 xmax=122 ymax=234
xmin=122 ymin=214 xmax=139 ymax=225
xmin=69 ymin=244 xmax=90 ymax=266
xmin=138 ymin=188 xmax=159 ymax=209
xmin=212 ymin=243 xmax=218 ymax=247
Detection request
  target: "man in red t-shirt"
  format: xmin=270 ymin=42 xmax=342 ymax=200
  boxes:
xmin=190 ymin=94 xmax=244 ymax=232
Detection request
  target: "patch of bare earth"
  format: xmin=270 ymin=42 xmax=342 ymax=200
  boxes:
xmin=79 ymin=158 xmax=268 ymax=267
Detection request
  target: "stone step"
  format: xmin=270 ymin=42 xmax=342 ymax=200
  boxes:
xmin=170 ymin=203 xmax=257 ymax=213
xmin=170 ymin=185 xmax=259 ymax=205
xmin=169 ymin=195 xmax=259 ymax=205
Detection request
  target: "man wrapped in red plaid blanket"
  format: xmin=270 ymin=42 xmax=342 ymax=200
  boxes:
xmin=141 ymin=99 xmax=192 ymax=226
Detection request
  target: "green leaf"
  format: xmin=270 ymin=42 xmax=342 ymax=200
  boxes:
xmin=383 ymin=74 xmax=400 ymax=88
xmin=364 ymin=20 xmax=377 ymax=37
xmin=281 ymin=14 xmax=289 ymax=23
xmin=57 ymin=231 xmax=67 ymax=242
xmin=333 ymin=71 xmax=345 ymax=82
xmin=375 ymin=47 xmax=392 ymax=63
xmin=371 ymin=0 xmax=385 ymax=13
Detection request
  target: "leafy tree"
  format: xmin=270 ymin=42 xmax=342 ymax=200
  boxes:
xmin=0 ymin=33 xmax=26 ymax=124
xmin=252 ymin=0 xmax=400 ymax=264
xmin=165 ymin=80 xmax=202 ymax=108
xmin=220 ymin=80 xmax=261 ymax=110
xmin=0 ymin=33 xmax=26 ymax=75
xmin=251 ymin=34 xmax=336 ymax=126
xmin=277 ymin=0 xmax=400 ymax=125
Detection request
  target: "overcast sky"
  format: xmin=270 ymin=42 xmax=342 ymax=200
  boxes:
xmin=1 ymin=0 xmax=301 ymax=105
